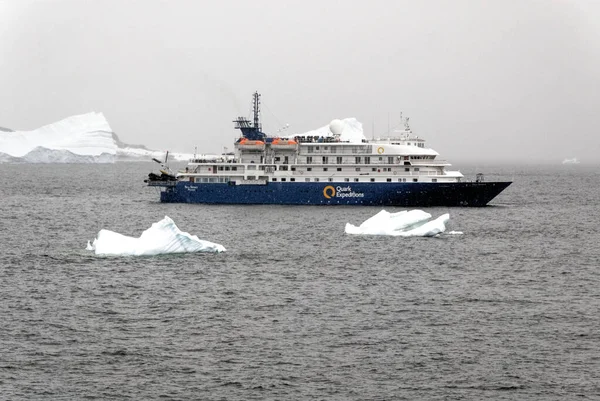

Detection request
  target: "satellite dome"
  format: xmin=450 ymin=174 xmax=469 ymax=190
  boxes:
xmin=329 ymin=119 xmax=345 ymax=136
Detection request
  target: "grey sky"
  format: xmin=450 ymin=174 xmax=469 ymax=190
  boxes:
xmin=1 ymin=0 xmax=599 ymax=163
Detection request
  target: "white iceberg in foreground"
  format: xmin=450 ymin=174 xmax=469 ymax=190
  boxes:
xmin=345 ymin=210 xmax=450 ymax=237
xmin=87 ymin=216 xmax=226 ymax=256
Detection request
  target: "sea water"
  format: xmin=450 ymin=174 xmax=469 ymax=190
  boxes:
xmin=1 ymin=162 xmax=599 ymax=400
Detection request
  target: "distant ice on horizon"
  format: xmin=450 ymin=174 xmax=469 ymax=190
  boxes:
xmin=562 ymin=158 xmax=580 ymax=165
xmin=86 ymin=216 xmax=226 ymax=256
xmin=345 ymin=210 xmax=450 ymax=237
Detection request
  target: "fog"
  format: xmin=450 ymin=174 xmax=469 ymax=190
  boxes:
xmin=1 ymin=0 xmax=599 ymax=164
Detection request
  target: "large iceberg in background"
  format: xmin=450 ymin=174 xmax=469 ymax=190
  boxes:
xmin=0 ymin=112 xmax=118 ymax=163
xmin=0 ymin=112 xmax=196 ymax=163
xmin=293 ymin=118 xmax=366 ymax=143
xmin=87 ymin=216 xmax=226 ymax=256
xmin=345 ymin=210 xmax=450 ymax=237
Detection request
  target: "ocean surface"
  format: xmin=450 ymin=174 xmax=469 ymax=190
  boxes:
xmin=1 ymin=162 xmax=599 ymax=400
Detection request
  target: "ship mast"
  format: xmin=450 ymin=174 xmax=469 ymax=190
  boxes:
xmin=252 ymin=91 xmax=261 ymax=131
xmin=233 ymin=91 xmax=266 ymax=141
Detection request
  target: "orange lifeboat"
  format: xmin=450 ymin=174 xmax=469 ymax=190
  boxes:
xmin=237 ymin=138 xmax=266 ymax=150
xmin=271 ymin=138 xmax=298 ymax=149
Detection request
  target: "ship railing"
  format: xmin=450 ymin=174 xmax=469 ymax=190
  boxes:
xmin=408 ymin=159 xmax=449 ymax=165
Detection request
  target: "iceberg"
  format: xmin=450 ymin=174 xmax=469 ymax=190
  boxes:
xmin=0 ymin=112 xmax=117 ymax=163
xmin=87 ymin=216 xmax=226 ymax=256
xmin=562 ymin=158 xmax=580 ymax=165
xmin=0 ymin=112 xmax=197 ymax=163
xmin=290 ymin=118 xmax=366 ymax=143
xmin=345 ymin=210 xmax=450 ymax=237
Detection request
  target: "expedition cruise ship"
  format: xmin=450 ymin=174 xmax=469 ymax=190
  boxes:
xmin=146 ymin=92 xmax=511 ymax=206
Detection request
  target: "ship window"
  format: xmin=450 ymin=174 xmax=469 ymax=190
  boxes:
xmin=388 ymin=157 xmax=394 ymax=164
xmin=209 ymin=177 xmax=217 ymax=183
xmin=365 ymin=157 xmax=371 ymax=164
xmin=354 ymin=178 xmax=359 ymax=182
xmin=307 ymin=156 xmax=312 ymax=164
xmin=355 ymin=167 xmax=361 ymax=171
xmin=323 ymin=146 xmax=328 ymax=150
xmin=372 ymin=168 xmax=377 ymax=172
xmin=398 ymin=178 xmax=402 ymax=182
xmin=281 ymin=178 xmax=286 ymax=182
xmin=414 ymin=167 xmax=420 ymax=171
xmin=322 ymin=156 xmax=328 ymax=164
xmin=386 ymin=178 xmax=391 ymax=182
xmin=432 ymin=179 xmax=437 ymax=182
xmin=328 ymin=178 xmax=333 ymax=182
xmin=307 ymin=167 xmax=312 ymax=171
xmin=355 ymin=157 xmax=361 ymax=163
xmin=413 ymin=178 xmax=418 ymax=182
xmin=308 ymin=147 xmax=313 ymax=153
xmin=218 ymin=166 xmax=224 ymax=171
xmin=337 ymin=167 xmax=342 ymax=171
xmin=272 ymin=178 xmax=277 ymax=181
xmin=379 ymin=157 xmax=382 ymax=161
xmin=248 ymin=165 xmax=256 ymax=170
xmin=225 ymin=166 xmax=230 ymax=171
xmin=291 ymin=178 xmax=295 ymax=182
xmin=232 ymin=167 xmax=237 ymax=171
xmin=315 ymin=146 xmax=319 ymax=150
xmin=323 ymin=168 xmax=328 ymax=172
xmin=280 ymin=166 xmax=288 ymax=171
xmin=405 ymin=167 xmax=410 ymax=172
xmin=344 ymin=178 xmax=350 ymax=182
xmin=331 ymin=147 xmax=336 ymax=154
xmin=291 ymin=167 xmax=296 ymax=171
xmin=370 ymin=178 xmax=375 ymax=182
xmin=275 ymin=157 xmax=281 ymax=161
xmin=314 ymin=178 xmax=319 ymax=182
xmin=336 ymin=157 xmax=342 ymax=164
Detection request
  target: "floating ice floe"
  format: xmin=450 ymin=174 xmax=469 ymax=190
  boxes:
xmin=86 ymin=216 xmax=226 ymax=256
xmin=345 ymin=210 xmax=450 ymax=237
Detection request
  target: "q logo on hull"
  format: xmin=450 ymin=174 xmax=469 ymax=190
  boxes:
xmin=323 ymin=185 xmax=336 ymax=199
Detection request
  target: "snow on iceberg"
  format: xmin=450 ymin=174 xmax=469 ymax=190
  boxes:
xmin=87 ymin=216 xmax=226 ymax=256
xmin=345 ymin=210 xmax=450 ymax=237
xmin=289 ymin=118 xmax=366 ymax=143
xmin=0 ymin=112 xmax=117 ymax=163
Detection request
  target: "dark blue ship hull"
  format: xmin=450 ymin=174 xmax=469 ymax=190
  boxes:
xmin=154 ymin=181 xmax=511 ymax=207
